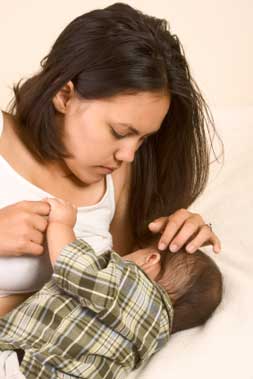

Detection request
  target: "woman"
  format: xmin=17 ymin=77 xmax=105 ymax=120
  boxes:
xmin=0 ymin=3 xmax=222 ymax=318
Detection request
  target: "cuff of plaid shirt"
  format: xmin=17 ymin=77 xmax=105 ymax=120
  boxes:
xmin=52 ymin=238 xmax=124 ymax=312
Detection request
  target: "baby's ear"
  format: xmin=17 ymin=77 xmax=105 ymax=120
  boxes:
xmin=141 ymin=252 xmax=161 ymax=279
xmin=144 ymin=252 xmax=161 ymax=266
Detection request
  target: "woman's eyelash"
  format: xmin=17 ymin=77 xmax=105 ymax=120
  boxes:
xmin=110 ymin=127 xmax=127 ymax=139
xmin=110 ymin=126 xmax=147 ymax=142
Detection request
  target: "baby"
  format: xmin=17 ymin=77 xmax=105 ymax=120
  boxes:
xmin=0 ymin=198 xmax=222 ymax=379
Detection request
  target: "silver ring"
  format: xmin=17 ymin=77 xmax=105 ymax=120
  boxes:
xmin=205 ymin=222 xmax=212 ymax=232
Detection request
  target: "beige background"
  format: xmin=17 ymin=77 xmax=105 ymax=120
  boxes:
xmin=0 ymin=0 xmax=252 ymax=109
xmin=0 ymin=2 xmax=253 ymax=378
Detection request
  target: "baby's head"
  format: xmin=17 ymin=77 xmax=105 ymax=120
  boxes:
xmin=123 ymin=245 xmax=223 ymax=334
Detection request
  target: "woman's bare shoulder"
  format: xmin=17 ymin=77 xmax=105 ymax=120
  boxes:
xmin=1 ymin=111 xmax=15 ymax=127
xmin=0 ymin=111 xmax=31 ymax=172
xmin=0 ymin=111 xmax=18 ymax=147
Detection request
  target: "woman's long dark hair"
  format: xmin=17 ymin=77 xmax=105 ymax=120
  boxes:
xmin=7 ymin=3 xmax=224 ymax=247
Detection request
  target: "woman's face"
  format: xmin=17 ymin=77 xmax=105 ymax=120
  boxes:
xmin=56 ymin=90 xmax=170 ymax=184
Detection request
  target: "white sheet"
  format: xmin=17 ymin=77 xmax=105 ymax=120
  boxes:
xmin=128 ymin=106 xmax=253 ymax=379
xmin=0 ymin=350 xmax=25 ymax=378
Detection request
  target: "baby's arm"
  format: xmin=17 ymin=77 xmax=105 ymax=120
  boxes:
xmin=45 ymin=198 xmax=77 ymax=266
xmin=44 ymin=198 xmax=121 ymax=312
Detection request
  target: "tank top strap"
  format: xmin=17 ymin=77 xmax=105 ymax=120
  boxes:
xmin=107 ymin=173 xmax=116 ymax=221
xmin=0 ymin=110 xmax=3 ymax=138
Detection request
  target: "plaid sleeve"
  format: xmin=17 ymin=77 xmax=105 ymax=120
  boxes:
xmin=52 ymin=239 xmax=124 ymax=313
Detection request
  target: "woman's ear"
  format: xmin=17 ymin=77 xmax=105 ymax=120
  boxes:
xmin=52 ymin=80 xmax=75 ymax=114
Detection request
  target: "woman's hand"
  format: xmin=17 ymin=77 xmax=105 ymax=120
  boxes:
xmin=148 ymin=208 xmax=221 ymax=254
xmin=0 ymin=200 xmax=50 ymax=256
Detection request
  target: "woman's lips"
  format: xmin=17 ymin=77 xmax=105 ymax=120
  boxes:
xmin=97 ymin=166 xmax=114 ymax=173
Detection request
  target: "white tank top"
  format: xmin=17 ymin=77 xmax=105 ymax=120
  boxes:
xmin=0 ymin=110 xmax=115 ymax=297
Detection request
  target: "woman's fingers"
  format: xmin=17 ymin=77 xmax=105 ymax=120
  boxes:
xmin=165 ymin=220 xmax=199 ymax=252
xmin=20 ymin=200 xmax=51 ymax=216
xmin=186 ymin=226 xmax=222 ymax=254
xmin=14 ymin=239 xmax=44 ymax=256
xmin=148 ymin=209 xmax=221 ymax=254
xmin=149 ymin=212 xmax=188 ymax=238
xmin=30 ymin=214 xmax=48 ymax=232
xmin=29 ymin=229 xmax=45 ymax=245
xmin=149 ymin=209 xmax=198 ymax=251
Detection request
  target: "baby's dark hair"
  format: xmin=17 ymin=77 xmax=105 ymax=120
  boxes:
xmin=156 ymin=248 xmax=223 ymax=334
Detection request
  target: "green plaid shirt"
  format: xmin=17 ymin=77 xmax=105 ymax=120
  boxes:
xmin=0 ymin=239 xmax=173 ymax=379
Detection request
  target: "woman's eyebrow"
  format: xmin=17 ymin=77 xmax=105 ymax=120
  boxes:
xmin=114 ymin=122 xmax=158 ymax=137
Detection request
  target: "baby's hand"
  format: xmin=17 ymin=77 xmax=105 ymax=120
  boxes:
xmin=44 ymin=198 xmax=77 ymax=228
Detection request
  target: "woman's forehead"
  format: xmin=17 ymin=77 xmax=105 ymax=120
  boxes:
xmin=104 ymin=92 xmax=170 ymax=129
xmin=106 ymin=91 xmax=170 ymax=110
xmin=75 ymin=90 xmax=170 ymax=113
xmin=73 ymin=91 xmax=170 ymax=133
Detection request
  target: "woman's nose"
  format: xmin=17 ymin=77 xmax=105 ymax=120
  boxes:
xmin=115 ymin=143 xmax=137 ymax=163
